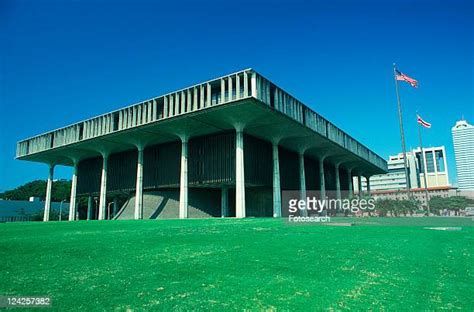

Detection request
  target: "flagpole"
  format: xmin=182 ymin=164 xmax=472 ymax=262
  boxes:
xmin=417 ymin=120 xmax=430 ymax=214
xmin=393 ymin=63 xmax=412 ymax=198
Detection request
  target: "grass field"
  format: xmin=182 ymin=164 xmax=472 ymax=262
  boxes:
xmin=1 ymin=217 xmax=473 ymax=311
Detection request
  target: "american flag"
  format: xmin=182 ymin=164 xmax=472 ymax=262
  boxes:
xmin=417 ymin=115 xmax=431 ymax=128
xmin=396 ymin=69 xmax=418 ymax=88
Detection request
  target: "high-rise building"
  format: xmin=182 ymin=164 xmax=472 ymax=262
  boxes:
xmin=452 ymin=119 xmax=474 ymax=190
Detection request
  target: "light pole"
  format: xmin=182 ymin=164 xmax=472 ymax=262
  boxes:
xmin=94 ymin=198 xmax=98 ymax=220
xmin=59 ymin=199 xmax=66 ymax=221
xmin=107 ymin=202 xmax=113 ymax=220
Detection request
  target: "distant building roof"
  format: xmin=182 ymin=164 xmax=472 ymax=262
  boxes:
xmin=452 ymin=119 xmax=473 ymax=131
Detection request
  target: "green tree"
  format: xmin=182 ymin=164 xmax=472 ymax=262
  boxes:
xmin=375 ymin=199 xmax=394 ymax=217
xmin=375 ymin=199 xmax=419 ymax=217
xmin=428 ymin=196 xmax=473 ymax=216
xmin=428 ymin=196 xmax=445 ymax=216
xmin=446 ymin=196 xmax=472 ymax=215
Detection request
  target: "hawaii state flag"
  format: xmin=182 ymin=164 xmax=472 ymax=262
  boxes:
xmin=417 ymin=115 xmax=431 ymax=128
xmin=396 ymin=69 xmax=418 ymax=88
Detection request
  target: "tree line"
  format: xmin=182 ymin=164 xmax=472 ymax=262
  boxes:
xmin=374 ymin=196 xmax=473 ymax=217
xmin=0 ymin=180 xmax=72 ymax=202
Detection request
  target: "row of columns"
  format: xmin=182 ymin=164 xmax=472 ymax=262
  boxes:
xmin=43 ymin=127 xmax=248 ymax=222
xmin=42 ymin=72 xmax=264 ymax=222
xmin=43 ymin=132 xmax=372 ymax=221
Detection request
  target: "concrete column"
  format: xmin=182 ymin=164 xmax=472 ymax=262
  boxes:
xmin=272 ymin=143 xmax=281 ymax=217
xmin=43 ymin=164 xmax=54 ymax=222
xmin=299 ymin=153 xmax=307 ymax=217
xmin=319 ymin=158 xmax=326 ymax=200
xmin=366 ymin=176 xmax=371 ymax=196
xmin=179 ymin=137 xmax=188 ymax=219
xmin=113 ymin=197 xmax=118 ymax=218
xmin=98 ymin=153 xmax=108 ymax=220
xmin=68 ymin=161 xmax=78 ymax=221
xmin=235 ymin=128 xmax=246 ymax=218
xmin=357 ymin=175 xmax=362 ymax=197
xmin=87 ymin=196 xmax=93 ymax=220
xmin=335 ymin=164 xmax=341 ymax=200
xmin=221 ymin=186 xmax=229 ymax=218
xmin=134 ymin=146 xmax=144 ymax=220
xmin=347 ymin=169 xmax=353 ymax=198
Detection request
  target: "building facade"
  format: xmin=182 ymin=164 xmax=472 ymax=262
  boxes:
xmin=357 ymin=146 xmax=449 ymax=193
xmin=452 ymin=119 xmax=474 ymax=190
xmin=413 ymin=146 xmax=449 ymax=188
xmin=16 ymin=69 xmax=387 ymax=221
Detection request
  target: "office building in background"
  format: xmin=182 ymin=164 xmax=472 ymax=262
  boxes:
xmin=452 ymin=119 xmax=474 ymax=191
xmin=356 ymin=146 xmax=449 ymax=192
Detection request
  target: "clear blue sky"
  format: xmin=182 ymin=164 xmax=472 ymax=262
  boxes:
xmin=1 ymin=0 xmax=473 ymax=191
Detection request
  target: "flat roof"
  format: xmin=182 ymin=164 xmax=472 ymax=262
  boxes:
xmin=16 ymin=69 xmax=387 ymax=175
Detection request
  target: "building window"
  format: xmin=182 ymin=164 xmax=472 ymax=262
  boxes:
xmin=416 ymin=152 xmax=424 ymax=173
xmin=435 ymin=150 xmax=445 ymax=172
xmin=425 ymin=151 xmax=435 ymax=173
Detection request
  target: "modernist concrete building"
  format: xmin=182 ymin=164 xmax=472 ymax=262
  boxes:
xmin=16 ymin=69 xmax=387 ymax=221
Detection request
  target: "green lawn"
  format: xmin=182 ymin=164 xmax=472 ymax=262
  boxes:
xmin=1 ymin=217 xmax=473 ymax=311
